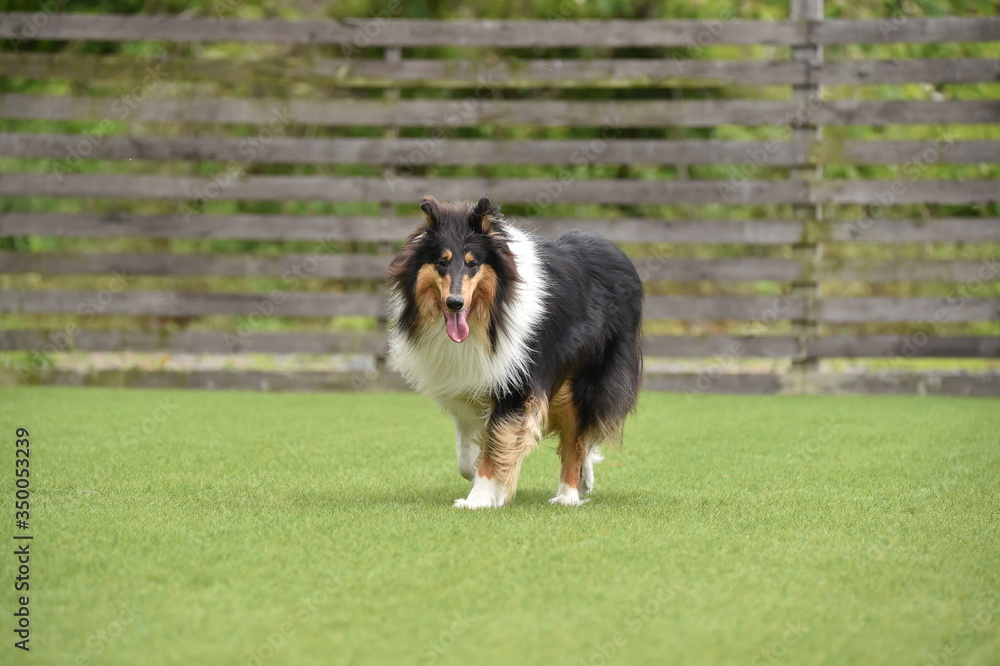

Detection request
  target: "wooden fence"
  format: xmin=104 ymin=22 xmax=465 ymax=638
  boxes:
xmin=1 ymin=3 xmax=998 ymax=395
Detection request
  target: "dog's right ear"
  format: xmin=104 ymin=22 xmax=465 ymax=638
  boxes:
xmin=419 ymin=195 xmax=440 ymax=227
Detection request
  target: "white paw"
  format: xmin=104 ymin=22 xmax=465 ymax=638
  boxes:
xmin=549 ymin=483 xmax=588 ymax=506
xmin=454 ymin=474 xmax=507 ymax=509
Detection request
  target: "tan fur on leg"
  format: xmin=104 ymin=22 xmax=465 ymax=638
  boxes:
xmin=480 ymin=396 xmax=546 ymax=500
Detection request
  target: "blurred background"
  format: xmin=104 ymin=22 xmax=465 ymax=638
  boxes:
xmin=0 ymin=0 xmax=997 ymax=394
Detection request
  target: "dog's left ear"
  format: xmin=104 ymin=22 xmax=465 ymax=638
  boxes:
xmin=470 ymin=197 xmax=498 ymax=235
xmin=420 ymin=195 xmax=440 ymax=228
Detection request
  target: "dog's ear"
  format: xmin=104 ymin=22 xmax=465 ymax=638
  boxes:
xmin=470 ymin=196 xmax=498 ymax=234
xmin=419 ymin=195 xmax=440 ymax=227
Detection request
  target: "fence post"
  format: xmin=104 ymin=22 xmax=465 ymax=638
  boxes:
xmin=789 ymin=0 xmax=824 ymax=394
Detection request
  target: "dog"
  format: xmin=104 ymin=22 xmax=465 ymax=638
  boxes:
xmin=386 ymin=195 xmax=643 ymax=508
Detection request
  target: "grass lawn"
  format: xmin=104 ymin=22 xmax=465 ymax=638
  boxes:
xmin=1 ymin=387 xmax=998 ymax=666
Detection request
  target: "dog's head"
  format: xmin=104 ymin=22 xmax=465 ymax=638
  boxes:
xmin=387 ymin=196 xmax=518 ymax=344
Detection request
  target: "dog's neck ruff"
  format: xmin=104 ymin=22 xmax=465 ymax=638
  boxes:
xmin=388 ymin=224 xmax=547 ymax=402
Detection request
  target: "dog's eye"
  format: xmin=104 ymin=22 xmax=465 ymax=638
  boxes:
xmin=437 ymin=257 xmax=448 ymax=268
xmin=467 ymin=261 xmax=478 ymax=270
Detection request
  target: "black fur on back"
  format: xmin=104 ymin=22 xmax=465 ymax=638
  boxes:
xmin=515 ymin=229 xmax=644 ymax=439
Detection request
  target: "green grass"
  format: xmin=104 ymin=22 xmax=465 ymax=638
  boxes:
xmin=1 ymin=388 xmax=998 ymax=666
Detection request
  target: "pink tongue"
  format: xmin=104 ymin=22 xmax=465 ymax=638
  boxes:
xmin=445 ymin=310 xmax=469 ymax=343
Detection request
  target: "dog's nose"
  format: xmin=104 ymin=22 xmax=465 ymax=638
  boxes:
xmin=445 ymin=295 xmax=465 ymax=312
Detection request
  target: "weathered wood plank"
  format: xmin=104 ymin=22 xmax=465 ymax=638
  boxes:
xmin=0 ymin=290 xmax=386 ymax=317
xmin=0 ymin=367 xmax=410 ymax=392
xmin=5 ymin=172 xmax=997 ymax=205
xmin=4 ymin=366 xmax=995 ymax=396
xmin=3 ymin=94 xmax=997 ymax=128
xmin=8 ymin=53 xmax=997 ymax=87
xmin=819 ymin=298 xmax=1000 ymax=323
xmin=0 ymin=290 xmax=805 ymax=321
xmin=0 ymin=252 xmax=802 ymax=283
xmin=0 ymin=330 xmax=802 ymax=358
xmin=815 ymin=58 xmax=1000 ymax=84
xmin=822 ymin=259 xmax=1000 ymax=282
xmin=5 ymin=329 xmax=995 ymax=359
xmin=643 ymin=335 xmax=798 ymax=358
xmin=0 ymin=251 xmax=391 ymax=280
xmin=824 ymin=140 xmax=1000 ymax=165
xmin=0 ymin=329 xmax=387 ymax=354
xmin=0 ymin=212 xmax=417 ymax=242
xmin=815 ymin=17 xmax=1000 ymax=45
xmin=0 ymin=53 xmax=809 ymax=87
xmin=0 ymin=173 xmax=812 ymax=205
xmin=0 ymin=14 xmax=808 ymax=47
xmin=643 ymin=372 xmax=783 ymax=394
xmin=645 ymin=295 xmax=804 ymax=320
xmin=6 ymin=133 xmax=996 ymax=167
xmin=0 ymin=213 xmax=805 ymax=244
xmin=813 ymin=336 xmax=1000 ymax=358
xmin=0 ymin=133 xmax=816 ymax=167
xmin=798 ymin=373 xmax=1000 ymax=397
xmin=641 ymin=258 xmax=801 ymax=282
xmin=831 ymin=218 xmax=1000 ymax=243
xmin=815 ymin=180 xmax=1000 ymax=205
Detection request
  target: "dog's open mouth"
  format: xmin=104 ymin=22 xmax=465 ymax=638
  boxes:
xmin=444 ymin=309 xmax=470 ymax=343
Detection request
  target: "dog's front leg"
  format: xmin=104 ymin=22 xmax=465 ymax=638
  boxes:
xmin=454 ymin=395 xmax=544 ymax=509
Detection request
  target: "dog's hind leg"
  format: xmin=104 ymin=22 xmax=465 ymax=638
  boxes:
xmin=548 ymin=380 xmax=589 ymax=506
xmin=551 ymin=431 xmax=588 ymax=506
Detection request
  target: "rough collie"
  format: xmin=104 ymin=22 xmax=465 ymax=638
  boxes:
xmin=386 ymin=196 xmax=643 ymax=508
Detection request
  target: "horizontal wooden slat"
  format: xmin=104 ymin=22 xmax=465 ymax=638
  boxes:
xmin=0 ymin=53 xmax=808 ymax=87
xmin=8 ymin=133 xmax=996 ymax=167
xmin=819 ymin=298 xmax=1000 ymax=323
xmin=0 ymin=367 xmax=410 ymax=392
xmin=0 ymin=331 xmax=802 ymax=357
xmin=0 ymin=133 xmax=818 ymax=167
xmin=0 ymin=213 xmax=805 ymax=244
xmin=644 ymin=296 xmax=805 ymax=320
xmin=4 ymin=366 xmax=996 ymax=396
xmin=813 ymin=180 xmax=1000 ymax=205
xmin=831 ymin=219 xmax=1000 ymax=243
xmin=642 ymin=258 xmax=801 ymax=282
xmin=814 ymin=336 xmax=1000 ymax=358
xmin=0 ymin=212 xmax=416 ymax=242
xmin=0 ymin=290 xmax=385 ymax=317
xmin=4 ymin=329 xmax=996 ymax=359
xmin=643 ymin=373 xmax=783 ymax=394
xmin=5 ymin=173 xmax=998 ymax=205
xmin=3 ymin=95 xmax=997 ymax=127
xmin=123 ymin=251 xmax=912 ymax=285
xmin=815 ymin=58 xmax=1000 ymax=84
xmin=800 ymin=373 xmax=1000 ymax=397
xmin=0 ymin=329 xmax=385 ymax=355
xmin=0 ymin=173 xmax=812 ymax=205
xmin=820 ymin=140 xmax=1000 ymax=165
xmin=0 ymin=251 xmax=391 ymax=280
xmin=0 ymin=14 xmax=808 ymax=47
xmin=0 ymin=252 xmax=802 ymax=282
xmin=643 ymin=335 xmax=798 ymax=358
xmin=815 ymin=17 xmax=1000 ymax=45
xmin=6 ymin=53 xmax=997 ymax=87
xmin=822 ymin=259 xmax=1000 ymax=282
xmin=5 ymin=14 xmax=995 ymax=47
xmin=0 ymin=290 xmax=804 ymax=321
